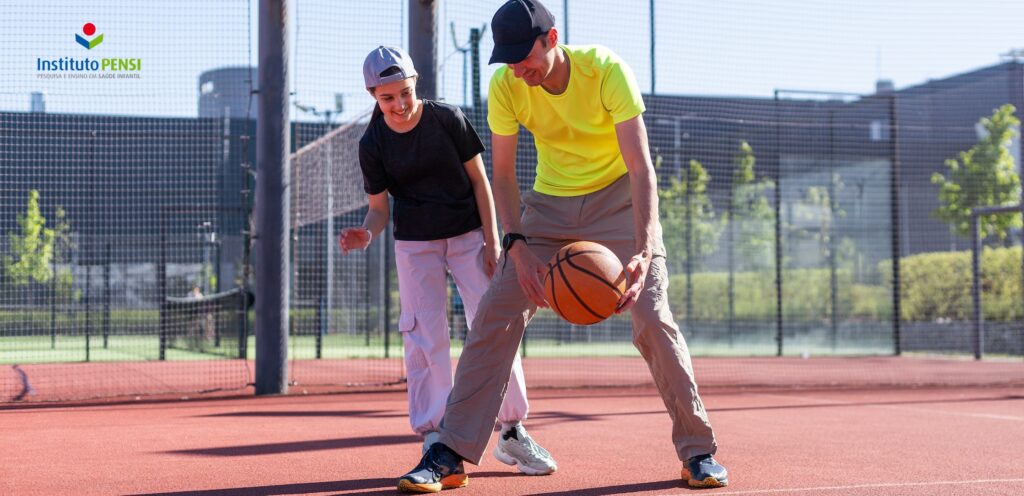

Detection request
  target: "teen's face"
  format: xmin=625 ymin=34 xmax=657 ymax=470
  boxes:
xmin=507 ymin=36 xmax=555 ymax=87
xmin=372 ymin=77 xmax=418 ymax=123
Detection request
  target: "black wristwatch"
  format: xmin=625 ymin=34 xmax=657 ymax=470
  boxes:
xmin=501 ymin=232 xmax=527 ymax=252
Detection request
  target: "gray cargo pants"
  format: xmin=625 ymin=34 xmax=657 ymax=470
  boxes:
xmin=436 ymin=174 xmax=717 ymax=464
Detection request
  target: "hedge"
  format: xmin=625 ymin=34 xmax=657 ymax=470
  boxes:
xmin=667 ymin=269 xmax=889 ymax=322
xmin=668 ymin=246 xmax=1022 ymax=322
xmin=882 ymin=246 xmax=1021 ymax=321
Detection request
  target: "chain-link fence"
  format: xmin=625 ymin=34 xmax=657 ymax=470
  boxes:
xmin=2 ymin=0 xmax=1023 ymax=402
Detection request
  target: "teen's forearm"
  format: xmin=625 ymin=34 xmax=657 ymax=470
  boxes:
xmin=471 ymin=176 xmax=500 ymax=246
xmin=361 ymin=193 xmax=390 ymax=240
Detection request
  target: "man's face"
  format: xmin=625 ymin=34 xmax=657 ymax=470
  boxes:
xmin=506 ymin=35 xmax=555 ymax=86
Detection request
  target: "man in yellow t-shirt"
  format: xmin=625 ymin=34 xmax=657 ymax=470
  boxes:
xmin=398 ymin=0 xmax=727 ymax=492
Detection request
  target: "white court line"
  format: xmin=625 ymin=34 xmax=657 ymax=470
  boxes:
xmin=687 ymin=478 xmax=1024 ymax=495
xmin=748 ymin=392 xmax=1024 ymax=421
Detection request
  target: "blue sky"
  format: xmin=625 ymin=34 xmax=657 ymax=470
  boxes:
xmin=3 ymin=0 xmax=1023 ymax=121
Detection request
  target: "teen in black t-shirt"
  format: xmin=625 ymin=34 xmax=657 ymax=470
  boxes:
xmin=340 ymin=47 xmax=555 ymax=488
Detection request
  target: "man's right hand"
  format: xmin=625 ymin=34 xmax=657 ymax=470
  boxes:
xmin=508 ymin=244 xmax=549 ymax=308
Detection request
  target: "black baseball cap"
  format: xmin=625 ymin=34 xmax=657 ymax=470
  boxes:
xmin=488 ymin=0 xmax=555 ymax=65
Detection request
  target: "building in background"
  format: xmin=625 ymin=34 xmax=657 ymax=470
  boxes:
xmin=198 ymin=66 xmax=256 ymax=119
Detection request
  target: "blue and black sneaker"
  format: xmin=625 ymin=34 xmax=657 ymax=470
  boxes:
xmin=682 ymin=453 xmax=728 ymax=488
xmin=398 ymin=442 xmax=468 ymax=493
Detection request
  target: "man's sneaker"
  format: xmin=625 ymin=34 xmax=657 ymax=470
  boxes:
xmin=492 ymin=424 xmax=557 ymax=475
xmin=398 ymin=443 xmax=468 ymax=493
xmin=681 ymin=454 xmax=728 ymax=488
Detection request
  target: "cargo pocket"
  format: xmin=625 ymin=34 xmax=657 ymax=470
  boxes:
xmin=399 ymin=312 xmax=417 ymax=333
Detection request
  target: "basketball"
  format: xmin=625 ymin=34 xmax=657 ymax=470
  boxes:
xmin=543 ymin=241 xmax=628 ymax=325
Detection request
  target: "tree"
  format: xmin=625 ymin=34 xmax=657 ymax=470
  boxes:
xmin=659 ymin=159 xmax=722 ymax=272
xmin=726 ymin=142 xmax=775 ymax=341
xmin=659 ymin=159 xmax=722 ymax=327
xmin=729 ymin=142 xmax=775 ymax=271
xmin=790 ymin=176 xmax=859 ymax=347
xmin=50 ymin=206 xmax=77 ymax=302
xmin=932 ymin=104 xmax=1022 ymax=240
xmin=4 ymin=190 xmax=55 ymax=286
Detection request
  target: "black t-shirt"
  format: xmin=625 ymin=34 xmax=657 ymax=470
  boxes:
xmin=358 ymin=100 xmax=486 ymax=241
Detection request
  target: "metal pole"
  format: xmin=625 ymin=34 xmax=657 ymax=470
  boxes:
xmin=409 ymin=0 xmax=438 ymax=101
xmin=240 ymin=134 xmax=253 ymax=360
xmin=727 ymin=166 xmax=735 ymax=347
xmin=773 ymin=90 xmax=784 ymax=356
xmin=317 ymin=294 xmax=325 ymax=359
xmin=103 ymin=242 xmax=110 ymax=349
xmin=968 ymin=205 xmax=1022 ymax=360
xmin=828 ymin=110 xmax=838 ymax=351
xmin=85 ymin=256 xmax=91 ymax=362
xmin=470 ymin=28 xmax=482 ymax=112
xmin=324 ymin=134 xmax=334 ymax=357
xmin=685 ymin=162 xmax=693 ymax=334
xmin=649 ymin=0 xmax=655 ymax=95
xmin=50 ymin=257 xmax=57 ymax=349
xmin=383 ymin=222 xmax=392 ymax=358
xmin=255 ymin=0 xmax=290 ymax=395
xmin=971 ymin=213 xmax=982 ymax=360
xmin=563 ymin=0 xmax=569 ymax=43
xmin=888 ymin=94 xmax=902 ymax=355
xmin=158 ymin=215 xmax=167 ymax=361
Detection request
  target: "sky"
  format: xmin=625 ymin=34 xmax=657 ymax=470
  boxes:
xmin=3 ymin=0 xmax=1023 ymax=122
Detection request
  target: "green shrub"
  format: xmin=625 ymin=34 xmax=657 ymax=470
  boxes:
xmin=668 ymin=268 xmax=890 ymax=322
xmin=885 ymin=246 xmax=1022 ymax=321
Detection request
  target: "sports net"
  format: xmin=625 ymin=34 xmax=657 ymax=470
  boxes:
xmin=2 ymin=0 xmax=1023 ymax=403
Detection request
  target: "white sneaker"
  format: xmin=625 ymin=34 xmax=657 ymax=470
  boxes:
xmin=492 ymin=424 xmax=557 ymax=475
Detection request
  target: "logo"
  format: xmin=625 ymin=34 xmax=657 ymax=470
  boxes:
xmin=35 ymin=22 xmax=141 ymax=79
xmin=75 ymin=23 xmax=103 ymax=50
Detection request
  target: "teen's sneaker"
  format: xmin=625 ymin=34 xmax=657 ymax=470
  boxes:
xmin=492 ymin=424 xmax=557 ymax=475
xmin=681 ymin=454 xmax=728 ymax=488
xmin=398 ymin=443 xmax=468 ymax=493
xmin=422 ymin=431 xmax=441 ymax=454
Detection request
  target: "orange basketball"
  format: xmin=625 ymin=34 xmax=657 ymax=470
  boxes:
xmin=543 ymin=241 xmax=628 ymax=325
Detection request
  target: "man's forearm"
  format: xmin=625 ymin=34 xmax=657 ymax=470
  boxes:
xmin=616 ymin=116 xmax=661 ymax=255
xmin=628 ymin=165 xmax=659 ymax=255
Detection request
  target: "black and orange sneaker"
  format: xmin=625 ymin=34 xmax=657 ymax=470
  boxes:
xmin=398 ymin=443 xmax=468 ymax=493
xmin=681 ymin=454 xmax=728 ymax=488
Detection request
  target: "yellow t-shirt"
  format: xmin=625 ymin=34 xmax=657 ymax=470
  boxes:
xmin=488 ymin=44 xmax=646 ymax=196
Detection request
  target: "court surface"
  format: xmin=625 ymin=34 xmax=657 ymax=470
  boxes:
xmin=3 ymin=385 xmax=1023 ymax=495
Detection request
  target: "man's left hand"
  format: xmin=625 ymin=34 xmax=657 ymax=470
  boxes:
xmin=616 ymin=250 xmax=652 ymax=313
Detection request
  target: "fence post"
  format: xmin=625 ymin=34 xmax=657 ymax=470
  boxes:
xmin=255 ymin=0 xmax=291 ymax=395
xmin=772 ymin=90 xmax=784 ymax=356
xmin=971 ymin=212 xmax=982 ymax=360
xmin=888 ymin=93 xmax=902 ymax=356
xmin=104 ymin=242 xmax=110 ymax=349
xmin=409 ymin=0 xmax=437 ymax=101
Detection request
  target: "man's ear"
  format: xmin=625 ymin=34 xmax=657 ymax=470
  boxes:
xmin=547 ymin=28 xmax=559 ymax=47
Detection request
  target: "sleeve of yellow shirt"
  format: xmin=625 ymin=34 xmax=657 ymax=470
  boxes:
xmin=487 ymin=68 xmax=520 ymax=136
xmin=600 ymin=55 xmax=646 ymax=124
